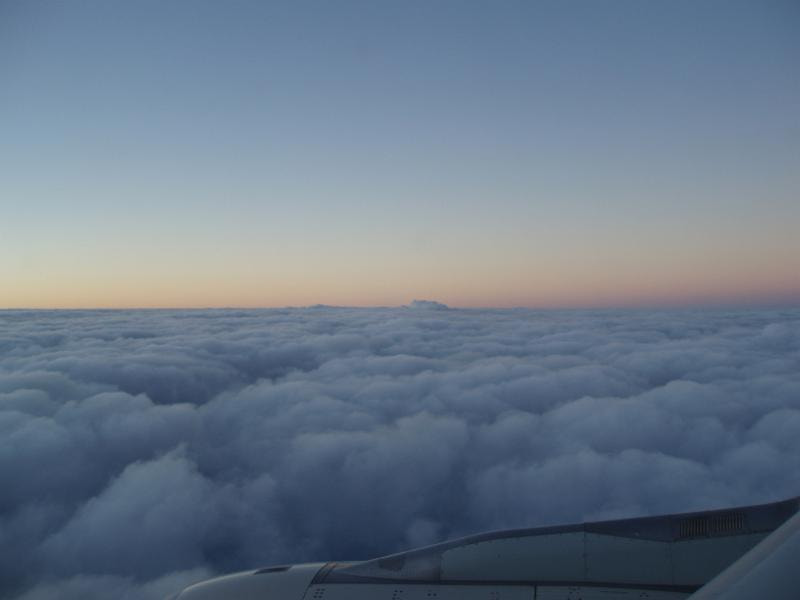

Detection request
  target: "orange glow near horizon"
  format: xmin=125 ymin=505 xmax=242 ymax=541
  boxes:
xmin=3 ymin=257 xmax=798 ymax=310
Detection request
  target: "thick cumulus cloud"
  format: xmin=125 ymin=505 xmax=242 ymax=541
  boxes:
xmin=1 ymin=307 xmax=799 ymax=598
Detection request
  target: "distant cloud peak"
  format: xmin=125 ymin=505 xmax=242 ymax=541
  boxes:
xmin=406 ymin=300 xmax=451 ymax=310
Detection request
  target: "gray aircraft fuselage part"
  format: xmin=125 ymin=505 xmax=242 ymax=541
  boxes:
xmin=169 ymin=497 xmax=799 ymax=600
xmin=686 ymin=507 xmax=800 ymax=599
xmin=170 ymin=563 xmax=324 ymax=600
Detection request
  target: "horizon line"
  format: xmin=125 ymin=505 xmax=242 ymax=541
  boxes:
xmin=2 ymin=301 xmax=799 ymax=312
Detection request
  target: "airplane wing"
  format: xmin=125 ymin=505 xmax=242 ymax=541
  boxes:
xmin=170 ymin=496 xmax=799 ymax=599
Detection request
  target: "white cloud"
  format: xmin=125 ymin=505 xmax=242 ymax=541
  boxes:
xmin=0 ymin=307 xmax=798 ymax=599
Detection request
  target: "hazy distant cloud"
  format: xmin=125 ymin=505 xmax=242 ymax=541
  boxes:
xmin=1 ymin=307 xmax=799 ymax=599
xmin=405 ymin=299 xmax=450 ymax=310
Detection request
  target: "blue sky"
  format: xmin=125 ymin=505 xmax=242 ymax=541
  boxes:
xmin=1 ymin=0 xmax=798 ymax=307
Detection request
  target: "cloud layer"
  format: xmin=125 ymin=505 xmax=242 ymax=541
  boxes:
xmin=2 ymin=307 xmax=799 ymax=599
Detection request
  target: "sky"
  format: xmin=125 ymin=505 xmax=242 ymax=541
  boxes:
xmin=1 ymin=0 xmax=798 ymax=308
